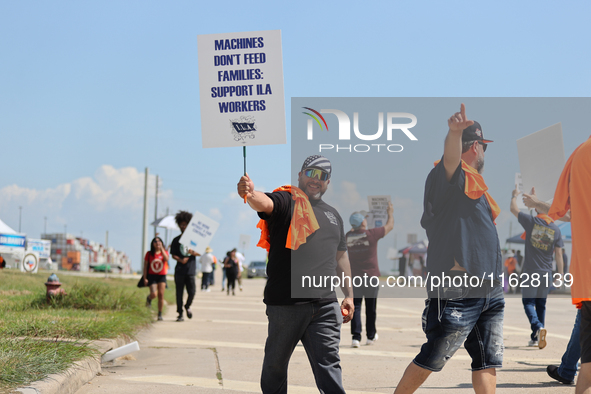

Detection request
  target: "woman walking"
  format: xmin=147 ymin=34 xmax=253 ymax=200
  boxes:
xmin=223 ymin=249 xmax=239 ymax=296
xmin=144 ymin=236 xmax=169 ymax=321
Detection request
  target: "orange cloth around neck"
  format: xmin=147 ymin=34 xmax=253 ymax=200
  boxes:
xmin=549 ymin=137 xmax=591 ymax=307
xmin=256 ymin=185 xmax=319 ymax=252
xmin=434 ymin=160 xmax=501 ymax=223
xmin=520 ymin=214 xmax=554 ymax=240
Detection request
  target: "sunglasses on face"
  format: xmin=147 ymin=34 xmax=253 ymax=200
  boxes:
xmin=476 ymin=141 xmax=488 ymax=152
xmin=303 ymin=168 xmax=329 ymax=181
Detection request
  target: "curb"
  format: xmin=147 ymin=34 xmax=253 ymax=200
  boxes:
xmin=16 ymin=337 xmax=129 ymax=394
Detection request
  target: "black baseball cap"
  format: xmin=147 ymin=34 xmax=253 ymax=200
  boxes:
xmin=462 ymin=121 xmax=493 ymax=144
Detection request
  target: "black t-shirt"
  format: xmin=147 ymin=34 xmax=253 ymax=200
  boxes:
xmin=420 ymin=160 xmax=502 ymax=279
xmin=170 ymin=234 xmax=196 ymax=276
xmin=258 ymin=190 xmax=347 ymax=305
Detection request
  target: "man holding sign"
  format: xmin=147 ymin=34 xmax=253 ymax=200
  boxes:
xmin=170 ymin=211 xmax=201 ymax=322
xmin=237 ymin=155 xmax=354 ymax=394
xmin=346 ymin=201 xmax=394 ymax=348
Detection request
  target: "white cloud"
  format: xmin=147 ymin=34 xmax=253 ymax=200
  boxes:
xmin=0 ymin=183 xmax=71 ymax=210
xmin=209 ymin=207 xmax=223 ymax=220
xmin=0 ymin=165 xmax=175 ymax=271
xmin=0 ymin=165 xmax=155 ymax=212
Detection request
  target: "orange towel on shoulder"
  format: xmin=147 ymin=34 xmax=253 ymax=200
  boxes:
xmin=549 ymin=136 xmax=591 ymax=307
xmin=434 ymin=160 xmax=501 ymax=223
xmin=256 ymin=186 xmax=319 ymax=252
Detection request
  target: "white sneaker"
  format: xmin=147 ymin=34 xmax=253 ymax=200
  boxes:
xmin=527 ymin=339 xmax=538 ymax=347
xmin=366 ymin=333 xmax=379 ymax=345
xmin=351 ymin=339 xmax=360 ymax=348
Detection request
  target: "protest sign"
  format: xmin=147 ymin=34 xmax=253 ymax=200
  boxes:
xmin=367 ymin=195 xmax=391 ymax=229
xmin=515 ymin=173 xmax=527 ymax=210
xmin=179 ymin=211 xmax=220 ymax=256
xmin=198 ymin=29 xmax=286 ymax=148
xmin=516 ymin=123 xmax=565 ymax=203
xmin=239 ymin=234 xmax=251 ymax=251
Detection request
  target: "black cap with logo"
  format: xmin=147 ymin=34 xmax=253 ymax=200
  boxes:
xmin=462 ymin=121 xmax=493 ymax=144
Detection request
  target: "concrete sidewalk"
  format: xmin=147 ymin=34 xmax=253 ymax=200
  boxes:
xmin=75 ymin=273 xmax=581 ymax=393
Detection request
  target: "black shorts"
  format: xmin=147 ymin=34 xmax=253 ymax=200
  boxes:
xmin=581 ymin=301 xmax=591 ymax=364
xmin=147 ymin=274 xmax=167 ymax=286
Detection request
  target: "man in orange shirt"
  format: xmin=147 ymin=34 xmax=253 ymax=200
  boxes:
xmin=548 ymin=136 xmax=591 ymax=393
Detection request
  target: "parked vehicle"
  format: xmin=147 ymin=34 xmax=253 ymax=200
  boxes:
xmin=247 ymin=261 xmax=267 ymax=278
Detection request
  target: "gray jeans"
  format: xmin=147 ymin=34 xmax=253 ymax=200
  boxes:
xmin=261 ymin=302 xmax=345 ymax=394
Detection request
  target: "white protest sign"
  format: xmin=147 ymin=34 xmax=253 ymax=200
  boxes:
xmin=516 ymin=123 xmax=565 ymax=203
xmin=179 ymin=211 xmax=220 ymax=256
xmin=367 ymin=195 xmax=391 ymax=229
xmin=238 ymin=234 xmax=251 ymax=251
xmin=514 ymin=173 xmax=527 ymax=210
xmin=198 ymin=30 xmax=286 ymax=148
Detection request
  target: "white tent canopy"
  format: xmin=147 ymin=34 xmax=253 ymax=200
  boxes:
xmin=0 ymin=218 xmax=17 ymax=234
xmin=150 ymin=215 xmax=180 ymax=231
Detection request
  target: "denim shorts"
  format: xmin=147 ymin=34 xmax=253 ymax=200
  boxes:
xmin=413 ymin=285 xmax=505 ymax=372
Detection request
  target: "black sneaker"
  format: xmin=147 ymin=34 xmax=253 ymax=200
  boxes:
xmin=185 ymin=307 xmax=193 ymax=319
xmin=146 ymin=295 xmax=152 ymax=307
xmin=547 ymin=365 xmax=574 ymax=385
xmin=157 ymin=312 xmax=163 ymax=321
xmin=176 ymin=315 xmax=184 ymax=322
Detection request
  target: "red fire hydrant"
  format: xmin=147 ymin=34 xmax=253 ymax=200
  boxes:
xmin=45 ymin=273 xmax=67 ymax=301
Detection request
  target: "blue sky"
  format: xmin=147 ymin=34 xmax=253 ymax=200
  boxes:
xmin=1 ymin=1 xmax=590 ymax=271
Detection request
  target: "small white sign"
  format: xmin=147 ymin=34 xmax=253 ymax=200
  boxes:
xmin=516 ymin=123 xmax=565 ymax=203
xmin=239 ymin=234 xmax=251 ymax=251
xmin=514 ymin=173 xmax=527 ymax=210
xmin=27 ymin=239 xmax=51 ymax=259
xmin=21 ymin=252 xmax=39 ymax=273
xmin=198 ymin=29 xmax=286 ymax=148
xmin=367 ymin=195 xmax=391 ymax=229
xmin=179 ymin=211 xmax=220 ymax=256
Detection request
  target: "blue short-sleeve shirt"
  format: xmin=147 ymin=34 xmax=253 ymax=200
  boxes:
xmin=518 ymin=212 xmax=564 ymax=274
xmin=420 ymin=160 xmax=502 ymax=279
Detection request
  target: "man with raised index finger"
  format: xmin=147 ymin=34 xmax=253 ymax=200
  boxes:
xmin=237 ymin=155 xmax=354 ymax=394
xmin=395 ymin=104 xmax=504 ymax=393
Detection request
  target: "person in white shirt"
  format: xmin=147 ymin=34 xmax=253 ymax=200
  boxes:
xmin=200 ymin=247 xmax=215 ymax=292
xmin=235 ymin=251 xmax=246 ymax=291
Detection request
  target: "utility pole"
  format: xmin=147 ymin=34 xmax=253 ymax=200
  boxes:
xmin=165 ymin=207 xmax=170 ymax=247
xmin=154 ymin=175 xmax=159 ymax=237
xmin=44 ymin=216 xmax=47 ymax=235
xmin=18 ymin=206 xmax=22 ymax=233
xmin=141 ymin=168 xmax=149 ymax=269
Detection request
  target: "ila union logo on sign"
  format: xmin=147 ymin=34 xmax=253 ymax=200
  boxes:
xmin=230 ymin=115 xmax=257 ymax=143
xmin=302 ymin=107 xmax=418 ymax=153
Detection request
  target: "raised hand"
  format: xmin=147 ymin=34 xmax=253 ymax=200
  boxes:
xmin=448 ymin=103 xmax=474 ymax=133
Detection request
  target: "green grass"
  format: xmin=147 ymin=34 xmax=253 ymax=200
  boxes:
xmin=0 ymin=338 xmax=96 ymax=393
xmin=0 ymin=269 xmax=177 ymax=391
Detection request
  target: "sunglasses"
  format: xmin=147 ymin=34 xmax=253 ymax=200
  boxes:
xmin=304 ymin=168 xmax=329 ymax=181
xmin=476 ymin=141 xmax=488 ymax=152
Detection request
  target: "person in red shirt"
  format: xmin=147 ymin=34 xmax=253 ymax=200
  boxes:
xmin=143 ymin=236 xmax=169 ymax=321
xmin=346 ymin=202 xmax=394 ymax=348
